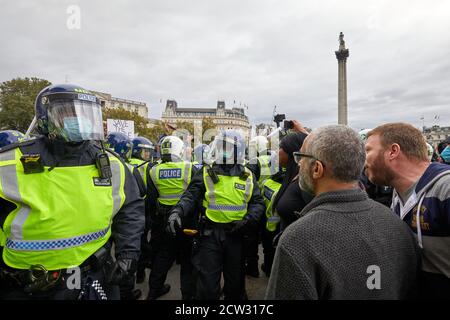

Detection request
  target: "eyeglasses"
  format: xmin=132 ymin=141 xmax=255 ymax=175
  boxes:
xmin=293 ymin=151 xmax=324 ymax=166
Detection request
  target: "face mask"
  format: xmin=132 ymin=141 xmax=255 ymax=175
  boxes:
xmin=63 ymin=116 xmax=93 ymax=142
xmin=441 ymin=146 xmax=450 ymax=162
xmin=216 ymin=148 xmax=235 ymax=164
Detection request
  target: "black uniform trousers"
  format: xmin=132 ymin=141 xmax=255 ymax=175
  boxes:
xmin=148 ymin=206 xmax=195 ymax=299
xmin=243 ymin=232 xmax=260 ymax=275
xmin=261 ymin=227 xmax=278 ymax=277
xmin=137 ymin=211 xmax=153 ymax=272
xmin=192 ymin=224 xmax=246 ymax=300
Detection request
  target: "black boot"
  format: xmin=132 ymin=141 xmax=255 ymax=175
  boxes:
xmin=245 ymin=262 xmax=260 ymax=278
xmin=136 ymin=268 xmax=146 ymax=284
xmin=261 ymin=263 xmax=270 ymax=277
xmin=121 ymin=289 xmax=142 ymax=300
xmin=146 ymin=284 xmax=171 ymax=300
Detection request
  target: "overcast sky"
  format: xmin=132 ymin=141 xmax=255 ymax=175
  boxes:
xmin=1 ymin=0 xmax=450 ymax=131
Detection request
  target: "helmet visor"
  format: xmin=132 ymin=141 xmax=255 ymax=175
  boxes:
xmin=125 ymin=146 xmax=132 ymax=161
xmin=47 ymin=98 xmax=104 ymax=142
xmin=140 ymin=148 xmax=152 ymax=161
xmin=215 ymin=140 xmax=236 ymax=164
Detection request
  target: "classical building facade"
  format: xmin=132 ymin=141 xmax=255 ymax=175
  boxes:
xmin=161 ymin=100 xmax=251 ymax=142
xmin=92 ymin=90 xmax=148 ymax=119
xmin=423 ymin=125 xmax=450 ymax=145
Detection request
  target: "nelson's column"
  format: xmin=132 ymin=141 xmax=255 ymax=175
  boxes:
xmin=335 ymin=32 xmax=349 ymax=125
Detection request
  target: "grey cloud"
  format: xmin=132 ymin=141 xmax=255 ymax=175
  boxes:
xmin=1 ymin=0 xmax=450 ymax=131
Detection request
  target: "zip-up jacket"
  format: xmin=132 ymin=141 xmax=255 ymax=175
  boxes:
xmin=391 ymin=162 xmax=450 ymax=297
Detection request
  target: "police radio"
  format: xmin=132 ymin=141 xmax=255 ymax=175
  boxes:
xmin=97 ymin=141 xmax=112 ymax=179
xmin=20 ymin=154 xmax=44 ymax=174
xmin=206 ymin=165 xmax=219 ymax=184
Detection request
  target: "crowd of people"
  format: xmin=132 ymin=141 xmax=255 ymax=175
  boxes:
xmin=0 ymin=83 xmax=449 ymax=300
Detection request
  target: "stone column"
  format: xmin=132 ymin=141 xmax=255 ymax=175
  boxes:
xmin=335 ymin=32 xmax=349 ymax=125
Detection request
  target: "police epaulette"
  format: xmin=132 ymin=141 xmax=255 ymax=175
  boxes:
xmin=91 ymin=143 xmax=126 ymax=168
xmin=239 ymin=170 xmax=250 ymax=181
xmin=93 ymin=143 xmax=121 ymax=160
xmin=0 ymin=138 xmax=37 ymax=153
xmin=104 ymin=147 xmax=122 ymax=160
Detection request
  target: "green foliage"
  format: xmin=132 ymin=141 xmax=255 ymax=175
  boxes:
xmin=146 ymin=120 xmax=167 ymax=143
xmin=146 ymin=117 xmax=217 ymax=145
xmin=102 ymin=107 xmax=153 ymax=138
xmin=0 ymin=77 xmax=52 ymax=132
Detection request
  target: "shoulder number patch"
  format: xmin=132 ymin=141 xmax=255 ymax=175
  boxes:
xmin=93 ymin=177 xmax=112 ymax=186
xmin=234 ymin=183 xmax=245 ymax=191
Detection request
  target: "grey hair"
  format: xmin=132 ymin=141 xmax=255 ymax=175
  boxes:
xmin=305 ymin=125 xmax=365 ymax=182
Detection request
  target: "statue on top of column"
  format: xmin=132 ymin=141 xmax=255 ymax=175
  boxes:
xmin=339 ymin=32 xmax=345 ymax=50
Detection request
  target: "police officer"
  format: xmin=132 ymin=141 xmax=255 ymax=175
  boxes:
xmin=130 ymin=136 xmax=154 ymax=167
xmin=259 ymin=153 xmax=284 ymax=277
xmin=106 ymin=132 xmax=146 ymax=194
xmin=245 ymin=135 xmax=274 ymax=278
xmin=106 ymin=132 xmax=133 ymax=161
xmin=0 ymin=84 xmax=144 ymax=300
xmin=167 ymin=130 xmax=265 ymax=300
xmin=105 ymin=132 xmax=146 ymax=300
xmin=146 ymin=135 xmax=196 ymax=300
xmin=0 ymin=130 xmax=27 ymax=149
xmin=128 ymin=136 xmax=155 ymax=284
xmin=192 ymin=144 xmax=211 ymax=171
xmin=247 ymin=135 xmax=274 ymax=188
xmin=105 ymin=132 xmax=146 ymax=198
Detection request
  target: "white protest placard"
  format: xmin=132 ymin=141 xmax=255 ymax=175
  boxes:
xmin=107 ymin=119 xmax=135 ymax=139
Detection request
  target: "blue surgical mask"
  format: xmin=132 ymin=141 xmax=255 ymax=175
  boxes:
xmin=63 ymin=117 xmax=92 ymax=141
xmin=441 ymin=146 xmax=450 ymax=163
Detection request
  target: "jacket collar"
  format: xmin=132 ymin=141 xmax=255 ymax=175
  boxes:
xmin=415 ymin=162 xmax=450 ymax=193
xmin=297 ymin=188 xmax=370 ymax=219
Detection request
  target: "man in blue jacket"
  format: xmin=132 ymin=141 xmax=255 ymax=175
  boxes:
xmin=365 ymin=123 xmax=450 ymax=299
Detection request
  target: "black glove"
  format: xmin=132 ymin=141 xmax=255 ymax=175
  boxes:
xmin=105 ymin=258 xmax=137 ymax=286
xmin=166 ymin=209 xmax=182 ymax=236
xmin=272 ymin=231 xmax=283 ymax=248
xmin=229 ymin=219 xmax=249 ymax=235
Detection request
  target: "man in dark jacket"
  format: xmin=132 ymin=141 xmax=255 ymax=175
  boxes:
xmin=266 ymin=125 xmax=421 ymax=300
xmin=167 ymin=130 xmax=265 ymax=300
xmin=365 ymin=123 xmax=450 ymax=299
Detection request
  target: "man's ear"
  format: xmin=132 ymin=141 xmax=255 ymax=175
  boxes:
xmin=312 ymin=160 xmax=324 ymax=179
xmin=388 ymin=143 xmax=401 ymax=160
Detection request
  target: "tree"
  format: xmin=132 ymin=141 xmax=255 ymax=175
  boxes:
xmin=147 ymin=117 xmax=217 ymax=146
xmin=172 ymin=117 xmax=217 ymax=146
xmin=0 ymin=77 xmax=52 ymax=132
xmin=146 ymin=120 xmax=167 ymax=143
xmin=102 ymin=107 xmax=153 ymax=138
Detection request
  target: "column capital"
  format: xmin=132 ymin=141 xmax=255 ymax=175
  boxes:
xmin=335 ymin=49 xmax=349 ymax=61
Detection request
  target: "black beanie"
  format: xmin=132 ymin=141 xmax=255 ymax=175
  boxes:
xmin=279 ymin=132 xmax=308 ymax=158
xmin=273 ymin=131 xmax=308 ymax=211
